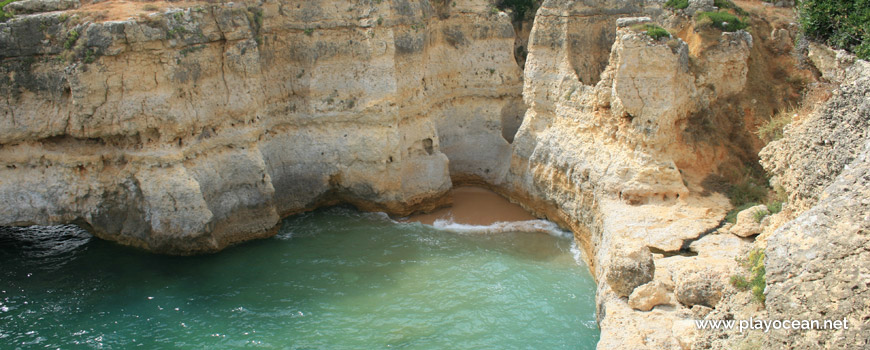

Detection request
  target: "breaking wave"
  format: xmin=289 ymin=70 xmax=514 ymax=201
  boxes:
xmin=428 ymin=216 xmax=571 ymax=238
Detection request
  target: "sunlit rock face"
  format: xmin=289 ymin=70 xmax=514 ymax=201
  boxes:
xmin=0 ymin=0 xmax=523 ymax=254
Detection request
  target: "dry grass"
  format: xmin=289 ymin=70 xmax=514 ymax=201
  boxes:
xmin=70 ymin=0 xmax=207 ymax=23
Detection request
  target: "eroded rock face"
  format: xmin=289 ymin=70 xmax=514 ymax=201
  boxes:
xmin=0 ymin=0 xmax=523 ymax=253
xmin=761 ymin=60 xmax=870 ymax=349
xmin=760 ymin=57 xmax=870 ymax=213
xmin=503 ymin=2 xmax=760 ymax=346
xmin=1 ymin=0 xmax=828 ymax=348
xmin=606 ymin=244 xmax=655 ymax=297
xmin=2 ymin=0 xmax=79 ymax=15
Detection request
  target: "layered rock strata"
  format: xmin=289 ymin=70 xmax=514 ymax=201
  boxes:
xmin=0 ymin=0 xmax=523 ymax=253
xmin=0 ymin=0 xmax=837 ymax=349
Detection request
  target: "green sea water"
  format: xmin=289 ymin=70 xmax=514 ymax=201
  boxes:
xmin=0 ymin=207 xmax=599 ymax=349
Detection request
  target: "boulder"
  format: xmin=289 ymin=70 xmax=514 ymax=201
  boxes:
xmin=606 ymin=245 xmax=655 ymax=297
xmin=675 ymin=267 xmax=725 ymax=308
xmin=730 ymin=204 xmax=768 ymax=237
xmin=628 ymin=280 xmax=670 ymax=311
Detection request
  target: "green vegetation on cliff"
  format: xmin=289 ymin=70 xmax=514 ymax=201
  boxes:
xmin=696 ymin=11 xmax=748 ymax=32
xmin=630 ymin=23 xmax=671 ymax=40
xmin=797 ymin=0 xmax=870 ymax=59
xmin=0 ymin=0 xmax=19 ymax=22
xmin=731 ymin=248 xmax=766 ymax=304
xmin=713 ymin=0 xmax=748 ymax=16
xmin=496 ymin=0 xmax=542 ymax=21
xmin=665 ymin=0 xmax=689 ymax=10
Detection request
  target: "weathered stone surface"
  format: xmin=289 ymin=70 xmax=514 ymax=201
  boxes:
xmin=2 ymin=0 xmax=79 ymax=15
xmin=0 ymin=0 xmax=523 ymax=254
xmin=503 ymin=5 xmax=768 ymax=346
xmin=730 ymin=204 xmax=767 ymax=237
xmin=606 ymin=245 xmax=655 ymax=297
xmin=686 ymin=0 xmax=715 ymax=16
xmin=628 ymin=280 xmax=670 ymax=311
xmin=805 ymin=42 xmax=867 ymax=84
xmin=0 ymin=0 xmax=831 ymax=348
xmin=688 ymin=232 xmax=749 ymax=258
xmin=760 ymin=55 xmax=870 ymax=212
xmin=616 ymin=16 xmax=650 ymax=28
xmin=761 ymin=62 xmax=870 ymax=349
xmin=674 ymin=266 xmax=725 ymax=308
xmin=764 ymin=141 xmax=870 ymax=348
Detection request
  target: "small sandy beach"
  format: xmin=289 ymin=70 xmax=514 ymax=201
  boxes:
xmin=405 ymin=186 xmax=536 ymax=225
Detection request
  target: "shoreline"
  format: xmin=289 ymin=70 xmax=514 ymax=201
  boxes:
xmin=404 ymin=186 xmax=537 ymax=226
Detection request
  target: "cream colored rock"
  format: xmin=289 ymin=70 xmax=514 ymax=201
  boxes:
xmin=603 ymin=29 xmax=697 ymax=148
xmin=696 ymin=31 xmax=752 ymax=99
xmin=0 ymin=0 xmax=818 ymax=348
xmin=628 ymin=280 xmax=671 ymax=311
xmin=730 ymin=204 xmax=768 ymax=237
xmin=674 ymin=266 xmax=727 ymax=308
xmin=606 ymin=244 xmax=655 ymax=297
xmin=0 ymin=0 xmax=522 ymax=253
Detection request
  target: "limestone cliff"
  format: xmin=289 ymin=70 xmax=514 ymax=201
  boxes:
xmin=760 ymin=52 xmax=870 ymax=349
xmin=1 ymin=0 xmax=849 ymax=349
xmin=0 ymin=0 xmax=523 ymax=253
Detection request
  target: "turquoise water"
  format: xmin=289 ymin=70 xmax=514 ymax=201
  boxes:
xmin=0 ymin=207 xmax=599 ymax=349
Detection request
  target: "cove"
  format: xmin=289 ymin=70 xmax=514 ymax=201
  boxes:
xmin=0 ymin=205 xmax=599 ymax=349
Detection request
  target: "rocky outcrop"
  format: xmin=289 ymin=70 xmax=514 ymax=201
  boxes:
xmin=760 ymin=57 xmax=870 ymax=349
xmin=730 ymin=204 xmax=767 ymax=237
xmin=498 ymin=1 xmax=766 ymax=346
xmin=0 ymin=0 xmax=522 ymax=253
xmin=2 ymin=0 xmax=79 ymax=15
xmin=674 ymin=266 xmax=726 ymax=308
xmin=628 ymin=280 xmax=670 ymax=311
xmin=605 ymin=245 xmax=655 ymax=297
xmin=1 ymin=0 xmax=826 ymax=348
xmin=761 ymin=50 xmax=870 ymax=213
xmin=695 ymin=44 xmax=869 ymax=350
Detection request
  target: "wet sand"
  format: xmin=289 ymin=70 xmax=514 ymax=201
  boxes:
xmin=405 ymin=186 xmax=536 ymax=225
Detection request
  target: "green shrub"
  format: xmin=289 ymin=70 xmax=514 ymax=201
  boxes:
xmin=765 ymin=186 xmax=787 ymax=214
xmin=752 ymin=208 xmax=771 ymax=223
xmin=731 ymin=248 xmax=766 ymax=304
xmin=697 ymin=11 xmax=748 ymax=32
xmin=665 ymin=0 xmax=689 ymax=10
xmin=83 ymin=48 xmax=96 ymax=63
xmin=766 ymin=200 xmax=782 ymax=214
xmin=496 ymin=0 xmax=542 ymax=21
xmin=728 ymin=178 xmax=768 ymax=208
xmin=631 ymin=23 xmax=671 ymax=40
xmin=797 ymin=0 xmax=870 ymax=60
xmin=0 ymin=0 xmax=19 ymax=22
xmin=714 ymin=0 xmax=749 ymax=16
xmin=64 ymin=29 xmax=79 ymax=49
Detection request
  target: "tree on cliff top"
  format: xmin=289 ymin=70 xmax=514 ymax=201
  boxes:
xmin=497 ymin=0 xmax=543 ymax=21
xmin=797 ymin=0 xmax=870 ymax=59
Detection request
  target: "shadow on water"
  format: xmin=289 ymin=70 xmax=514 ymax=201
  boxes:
xmin=0 ymin=206 xmax=599 ymax=349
